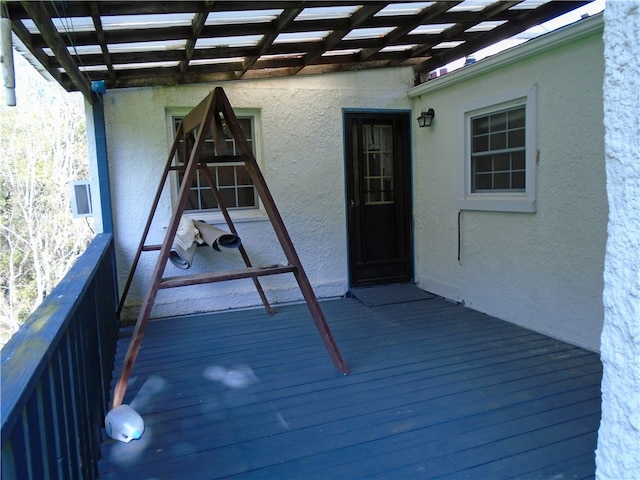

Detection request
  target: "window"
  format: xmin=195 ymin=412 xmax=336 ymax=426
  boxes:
xmin=471 ymin=106 xmax=525 ymax=192
xmin=172 ymin=115 xmax=258 ymax=214
xmin=459 ymin=85 xmax=537 ymax=212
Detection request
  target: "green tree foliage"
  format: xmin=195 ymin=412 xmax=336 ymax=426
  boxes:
xmin=0 ymin=52 xmax=93 ymax=347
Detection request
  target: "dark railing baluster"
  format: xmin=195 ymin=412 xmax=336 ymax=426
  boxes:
xmin=40 ymin=370 xmax=58 ymax=477
xmin=1 ymin=234 xmax=118 ymax=480
xmin=44 ymin=361 xmax=67 ymax=479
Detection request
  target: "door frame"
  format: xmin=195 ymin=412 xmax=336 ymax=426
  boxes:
xmin=343 ymin=108 xmax=414 ymax=288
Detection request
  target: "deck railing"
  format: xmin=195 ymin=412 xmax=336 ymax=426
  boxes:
xmin=1 ymin=234 xmax=119 ymax=479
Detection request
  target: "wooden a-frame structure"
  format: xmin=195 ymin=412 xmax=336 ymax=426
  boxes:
xmin=111 ymin=87 xmax=348 ymax=408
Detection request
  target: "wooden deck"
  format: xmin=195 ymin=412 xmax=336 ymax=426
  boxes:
xmin=99 ymin=293 xmax=602 ymax=479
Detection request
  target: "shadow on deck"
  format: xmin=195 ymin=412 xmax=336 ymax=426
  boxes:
xmin=99 ymin=294 xmax=602 ymax=479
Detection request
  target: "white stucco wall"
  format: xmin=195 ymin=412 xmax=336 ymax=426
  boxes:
xmin=596 ymin=1 xmax=640 ymax=478
xmin=408 ymin=16 xmax=607 ymax=352
xmin=104 ymin=67 xmax=414 ymax=320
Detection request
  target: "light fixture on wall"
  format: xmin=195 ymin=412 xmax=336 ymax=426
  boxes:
xmin=417 ymin=108 xmax=435 ymax=127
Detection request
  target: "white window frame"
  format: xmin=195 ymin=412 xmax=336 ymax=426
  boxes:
xmin=458 ymin=85 xmax=537 ymax=213
xmin=165 ymin=107 xmax=267 ymax=224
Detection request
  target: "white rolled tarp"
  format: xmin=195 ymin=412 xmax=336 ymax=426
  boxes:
xmin=169 ymin=216 xmax=201 ymax=269
xmin=193 ymin=220 xmax=241 ymax=251
xmin=169 ymin=217 xmax=242 ymax=269
xmin=169 ymin=241 xmax=197 ymax=269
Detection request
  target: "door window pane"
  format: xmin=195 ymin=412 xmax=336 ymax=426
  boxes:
xmin=364 ymin=125 xmax=394 ymax=205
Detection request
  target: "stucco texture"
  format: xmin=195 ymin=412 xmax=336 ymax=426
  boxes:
xmin=596 ymin=1 xmax=640 ymax=478
xmin=104 ymin=67 xmax=414 ymax=320
xmin=410 ymin=22 xmax=607 ymax=352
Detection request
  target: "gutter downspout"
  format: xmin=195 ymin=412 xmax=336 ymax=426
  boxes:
xmin=88 ymin=90 xmax=118 ymax=299
xmin=90 ymin=91 xmax=114 ymax=234
xmin=1 ymin=16 xmax=16 ymax=106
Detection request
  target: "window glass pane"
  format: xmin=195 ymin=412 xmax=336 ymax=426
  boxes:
xmin=186 ymin=190 xmax=200 ymax=210
xmin=473 ymin=135 xmax=489 ymax=153
xmin=489 ymin=112 xmax=506 ymax=131
xmin=381 ymin=153 xmax=393 ymax=176
xmin=239 ymin=118 xmax=252 ymax=141
xmin=219 ymin=188 xmax=236 ymax=208
xmin=380 ymin=128 xmax=393 ymax=151
xmin=474 ymin=156 xmax=493 ymax=173
xmin=494 ymin=153 xmax=510 ymax=171
xmin=176 ymin=139 xmax=186 ymax=163
xmin=365 ymin=126 xmax=379 ymax=151
xmin=223 ymin=138 xmax=235 ymax=155
xmin=508 ymin=128 xmax=525 ymax=148
xmin=494 ymin=172 xmax=510 ymax=189
xmin=236 ymin=166 xmax=252 ymax=185
xmin=217 ymin=166 xmax=235 ymax=186
xmin=197 ymin=170 xmax=212 ymax=189
xmin=368 ymin=154 xmax=381 ymax=176
xmin=508 ymin=107 xmax=525 ymax=129
xmin=511 ymin=171 xmax=525 ymax=189
xmin=367 ymin=178 xmax=379 ymax=192
xmin=512 ymin=151 xmax=525 ymax=170
xmin=475 ymin=173 xmax=493 ymax=190
xmin=368 ymin=191 xmax=382 ymax=203
xmin=237 ymin=187 xmax=256 ymax=207
xmin=473 ymin=116 xmax=489 ymax=135
xmin=200 ymin=189 xmax=217 ymax=209
xmin=385 ymin=190 xmax=394 ymax=203
xmin=490 ymin=132 xmax=506 ymax=150
xmin=201 ymin=140 xmax=216 ymax=158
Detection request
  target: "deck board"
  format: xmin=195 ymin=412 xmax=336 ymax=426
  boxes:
xmin=99 ymin=296 xmax=601 ymax=479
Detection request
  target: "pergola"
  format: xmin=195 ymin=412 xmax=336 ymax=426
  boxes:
xmin=4 ymin=1 xmax=591 ymax=101
xmin=2 ymin=3 xmax=639 ymax=479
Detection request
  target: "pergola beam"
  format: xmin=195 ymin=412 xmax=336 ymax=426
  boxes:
xmin=6 ymin=1 xmax=597 ymax=91
xmin=237 ymin=7 xmax=303 ymax=79
xmin=178 ymin=4 xmax=212 ymax=83
xmin=19 ymin=1 xmax=93 ymax=101
xmin=413 ymin=0 xmax=591 ymax=79
xmin=292 ymin=3 xmax=386 ymax=75
xmin=88 ymin=2 xmax=116 ymax=87
xmin=352 ymin=1 xmax=463 ymax=67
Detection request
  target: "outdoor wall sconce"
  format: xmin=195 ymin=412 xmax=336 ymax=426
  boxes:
xmin=417 ymin=108 xmax=435 ymax=127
